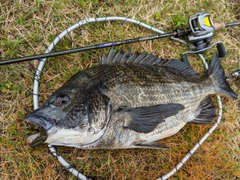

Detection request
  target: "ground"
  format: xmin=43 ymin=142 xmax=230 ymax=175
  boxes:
xmin=0 ymin=0 xmax=239 ymax=179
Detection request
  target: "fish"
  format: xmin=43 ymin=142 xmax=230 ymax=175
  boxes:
xmin=25 ymin=48 xmax=237 ymax=149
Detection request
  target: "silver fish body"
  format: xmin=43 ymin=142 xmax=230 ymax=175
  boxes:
xmin=25 ymin=49 xmax=237 ymax=149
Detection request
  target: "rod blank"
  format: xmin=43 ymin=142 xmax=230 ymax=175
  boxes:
xmin=0 ymin=32 xmax=174 ymax=66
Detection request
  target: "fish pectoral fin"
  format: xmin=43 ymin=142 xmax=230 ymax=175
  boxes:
xmin=134 ymin=142 xmax=169 ymax=149
xmin=191 ymin=96 xmax=216 ymax=124
xmin=122 ymin=103 xmax=184 ymax=133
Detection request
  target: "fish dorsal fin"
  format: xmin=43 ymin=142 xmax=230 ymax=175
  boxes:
xmin=154 ymin=59 xmax=199 ymax=77
xmin=99 ymin=47 xmax=159 ymax=65
xmin=99 ymin=47 xmax=198 ymax=77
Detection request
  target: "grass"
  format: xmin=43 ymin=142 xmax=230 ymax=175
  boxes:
xmin=0 ymin=0 xmax=239 ymax=179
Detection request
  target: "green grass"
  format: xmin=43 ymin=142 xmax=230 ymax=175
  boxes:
xmin=0 ymin=0 xmax=240 ymax=179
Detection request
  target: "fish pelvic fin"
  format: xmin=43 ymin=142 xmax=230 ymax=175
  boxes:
xmin=209 ymin=53 xmax=238 ymax=100
xmin=134 ymin=141 xmax=169 ymax=149
xmin=191 ymin=96 xmax=216 ymax=124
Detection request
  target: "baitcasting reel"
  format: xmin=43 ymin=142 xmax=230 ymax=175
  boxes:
xmin=188 ymin=12 xmax=215 ymax=50
xmin=174 ymin=12 xmax=228 ymax=56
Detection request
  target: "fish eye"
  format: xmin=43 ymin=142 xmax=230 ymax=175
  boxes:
xmin=56 ymin=94 xmax=70 ymax=106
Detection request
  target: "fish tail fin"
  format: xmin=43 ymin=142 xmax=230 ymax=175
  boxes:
xmin=208 ymin=53 xmax=237 ymax=99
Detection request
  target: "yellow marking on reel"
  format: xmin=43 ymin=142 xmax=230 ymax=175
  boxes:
xmin=204 ymin=16 xmax=212 ymax=27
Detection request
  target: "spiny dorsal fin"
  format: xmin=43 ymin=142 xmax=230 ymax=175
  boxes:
xmin=99 ymin=47 xmax=158 ymax=65
xmin=99 ymin=47 xmax=198 ymax=77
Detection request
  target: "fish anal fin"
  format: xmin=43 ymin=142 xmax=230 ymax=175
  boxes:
xmin=191 ymin=96 xmax=216 ymax=124
xmin=122 ymin=103 xmax=184 ymax=133
xmin=134 ymin=141 xmax=169 ymax=149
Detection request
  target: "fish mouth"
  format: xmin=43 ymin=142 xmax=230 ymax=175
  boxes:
xmin=25 ymin=113 xmax=55 ymax=147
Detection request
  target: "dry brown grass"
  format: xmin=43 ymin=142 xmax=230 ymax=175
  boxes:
xmin=0 ymin=0 xmax=239 ymax=179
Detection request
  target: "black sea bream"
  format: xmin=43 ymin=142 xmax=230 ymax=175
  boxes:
xmin=25 ymin=48 xmax=237 ymax=149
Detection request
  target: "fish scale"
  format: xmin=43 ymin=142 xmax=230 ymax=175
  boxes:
xmin=25 ymin=49 xmax=237 ymax=149
xmin=105 ymin=82 xmax=204 ymax=107
xmin=102 ymin=82 xmax=211 ymax=146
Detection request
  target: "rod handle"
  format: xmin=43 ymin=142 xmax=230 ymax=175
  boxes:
xmin=214 ymin=22 xmax=226 ymax=31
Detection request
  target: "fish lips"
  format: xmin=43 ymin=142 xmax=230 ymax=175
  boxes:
xmin=25 ymin=113 xmax=56 ymax=147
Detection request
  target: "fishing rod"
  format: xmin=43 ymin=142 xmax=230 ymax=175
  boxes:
xmin=0 ymin=32 xmax=174 ymax=65
xmin=1 ymin=12 xmax=239 ymax=66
